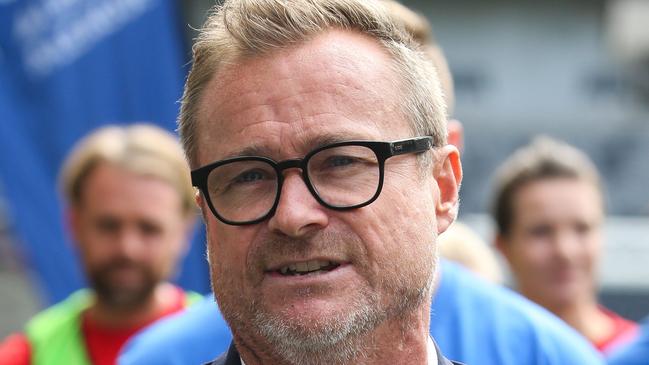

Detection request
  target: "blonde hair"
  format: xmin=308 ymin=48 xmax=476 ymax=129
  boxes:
xmin=382 ymin=0 xmax=432 ymax=44
xmin=382 ymin=0 xmax=454 ymax=114
xmin=491 ymin=136 xmax=603 ymax=236
xmin=178 ymin=0 xmax=447 ymax=167
xmin=60 ymin=124 xmax=195 ymax=217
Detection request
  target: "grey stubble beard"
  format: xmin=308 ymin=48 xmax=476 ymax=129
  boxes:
xmin=210 ymin=230 xmax=437 ymax=365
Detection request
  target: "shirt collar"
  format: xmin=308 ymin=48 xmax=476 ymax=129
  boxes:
xmin=240 ymin=336 xmax=438 ymax=365
xmin=427 ymin=335 xmax=438 ymax=365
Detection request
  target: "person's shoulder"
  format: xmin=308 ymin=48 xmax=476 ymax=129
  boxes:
xmin=438 ymin=260 xmax=580 ymax=333
xmin=118 ymin=294 xmax=232 ymax=365
xmin=27 ymin=290 xmax=90 ymax=321
xmin=433 ymin=261 xmax=604 ymax=365
xmin=435 ymin=260 xmax=544 ymax=324
xmin=25 ymin=290 xmax=92 ymax=341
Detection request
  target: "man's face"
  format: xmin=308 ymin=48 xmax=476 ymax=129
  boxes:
xmin=498 ymin=178 xmax=603 ymax=309
xmin=195 ymin=30 xmax=460 ymax=359
xmin=70 ymin=163 xmax=190 ymax=309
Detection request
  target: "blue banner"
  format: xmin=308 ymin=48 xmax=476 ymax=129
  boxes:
xmin=0 ymin=0 xmax=210 ymax=306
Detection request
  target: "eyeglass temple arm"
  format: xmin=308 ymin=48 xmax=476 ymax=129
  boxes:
xmin=389 ymin=136 xmax=433 ymax=156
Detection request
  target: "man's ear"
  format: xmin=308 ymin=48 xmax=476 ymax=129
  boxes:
xmin=434 ymin=144 xmax=462 ymax=235
xmin=447 ymin=119 xmax=464 ymax=153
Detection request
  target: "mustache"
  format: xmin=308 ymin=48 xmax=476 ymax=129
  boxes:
xmin=88 ymin=257 xmax=157 ymax=309
xmin=93 ymin=257 xmax=147 ymax=276
xmin=250 ymin=230 xmax=366 ymax=269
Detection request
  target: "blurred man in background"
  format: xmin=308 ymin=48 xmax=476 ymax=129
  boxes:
xmin=0 ymin=124 xmax=200 ymax=365
xmin=493 ymin=136 xmax=638 ymax=355
xmin=118 ymin=2 xmax=603 ymax=365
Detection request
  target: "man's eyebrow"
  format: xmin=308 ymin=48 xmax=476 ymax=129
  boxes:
xmin=223 ymin=132 xmax=373 ymax=159
xmin=308 ymin=132 xmax=374 ymax=149
xmin=228 ymin=144 xmax=269 ymax=158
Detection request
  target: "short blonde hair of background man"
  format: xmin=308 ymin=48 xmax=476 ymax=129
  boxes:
xmin=60 ymin=124 xmax=195 ymax=217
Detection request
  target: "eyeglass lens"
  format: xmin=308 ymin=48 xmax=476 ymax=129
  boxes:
xmin=205 ymin=145 xmax=380 ymax=223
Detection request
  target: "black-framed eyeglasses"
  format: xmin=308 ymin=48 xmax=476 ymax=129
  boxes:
xmin=191 ymin=136 xmax=433 ymax=226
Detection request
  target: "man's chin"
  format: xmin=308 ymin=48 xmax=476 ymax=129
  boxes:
xmin=90 ymin=265 xmax=158 ymax=309
xmin=272 ymin=294 xmax=352 ymax=319
xmin=246 ymin=297 xmax=381 ymax=364
xmin=260 ymin=290 xmax=380 ymax=337
xmin=94 ymin=284 xmax=155 ymax=309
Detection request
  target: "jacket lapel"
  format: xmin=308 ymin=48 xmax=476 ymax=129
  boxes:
xmin=207 ymin=342 xmax=241 ymax=365
xmin=223 ymin=343 xmax=242 ymax=365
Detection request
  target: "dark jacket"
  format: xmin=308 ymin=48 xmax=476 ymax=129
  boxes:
xmin=206 ymin=341 xmax=465 ymax=365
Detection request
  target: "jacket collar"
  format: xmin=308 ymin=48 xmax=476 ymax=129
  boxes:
xmin=211 ymin=339 xmax=463 ymax=365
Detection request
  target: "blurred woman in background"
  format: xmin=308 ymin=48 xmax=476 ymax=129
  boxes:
xmin=492 ymin=136 xmax=637 ymax=354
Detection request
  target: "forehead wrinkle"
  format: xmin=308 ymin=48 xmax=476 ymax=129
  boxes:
xmin=224 ymin=116 xmax=378 ymax=161
xmin=212 ymin=81 xmax=384 ymax=154
xmin=196 ymin=30 xmax=408 ymax=167
xmin=202 ymin=34 xmax=398 ymax=130
xmin=203 ymin=79 xmax=351 ymax=138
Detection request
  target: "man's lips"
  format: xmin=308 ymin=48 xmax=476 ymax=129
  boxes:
xmin=266 ymin=258 xmax=348 ymax=277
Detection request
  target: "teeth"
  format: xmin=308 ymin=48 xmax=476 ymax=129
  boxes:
xmin=307 ymin=260 xmax=320 ymax=271
xmin=319 ymin=260 xmax=331 ymax=268
xmin=296 ymin=262 xmax=309 ymax=272
xmin=278 ymin=260 xmax=336 ymax=275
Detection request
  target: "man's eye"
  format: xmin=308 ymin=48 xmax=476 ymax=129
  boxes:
xmin=234 ymin=170 xmax=267 ymax=183
xmin=140 ymin=221 xmax=162 ymax=236
xmin=574 ymin=222 xmax=592 ymax=235
xmin=325 ymin=156 xmax=357 ymax=168
xmin=96 ymin=218 xmax=119 ymax=233
xmin=528 ymin=225 xmax=552 ymax=238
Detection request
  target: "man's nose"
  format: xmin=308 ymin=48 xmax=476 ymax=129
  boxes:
xmin=115 ymin=228 xmax=143 ymax=259
xmin=267 ymin=171 xmax=328 ymax=237
xmin=553 ymin=230 xmax=579 ymax=261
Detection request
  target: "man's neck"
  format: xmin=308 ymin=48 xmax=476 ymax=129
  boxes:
xmin=85 ymin=283 xmax=176 ymax=328
xmin=241 ymin=337 xmax=438 ymax=365
xmin=237 ymin=302 xmax=433 ymax=365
